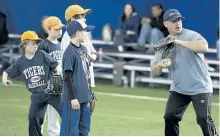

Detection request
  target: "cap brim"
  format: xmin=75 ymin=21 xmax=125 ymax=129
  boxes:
xmin=82 ymin=9 xmax=91 ymax=14
xmin=83 ymin=25 xmax=95 ymax=32
xmin=77 ymin=9 xmax=92 ymax=15
xmin=53 ymin=24 xmax=65 ymax=30
xmin=29 ymin=37 xmax=42 ymax=41
xmin=169 ymin=15 xmax=185 ymax=22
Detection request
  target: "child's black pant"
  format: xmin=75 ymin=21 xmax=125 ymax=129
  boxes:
xmin=28 ymin=94 xmax=61 ymax=136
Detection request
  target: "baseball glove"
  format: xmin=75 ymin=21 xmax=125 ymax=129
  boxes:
xmin=90 ymin=91 xmax=97 ymax=115
xmin=154 ymin=36 xmax=176 ymax=59
xmin=44 ymin=74 xmax=63 ymax=95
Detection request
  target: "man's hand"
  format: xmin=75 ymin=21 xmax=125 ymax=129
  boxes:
xmin=174 ymin=39 xmax=182 ymax=47
xmin=151 ymin=58 xmax=171 ymax=76
xmin=3 ymin=80 xmax=12 ymax=87
xmin=71 ymin=99 xmax=80 ymax=110
xmin=158 ymin=58 xmax=172 ymax=68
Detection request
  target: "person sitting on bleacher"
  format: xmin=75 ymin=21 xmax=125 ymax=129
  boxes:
xmin=138 ymin=4 xmax=168 ymax=47
xmin=119 ymin=4 xmax=140 ymax=43
xmin=115 ymin=4 xmax=140 ymax=42
xmin=0 ymin=11 xmax=9 ymax=47
xmin=114 ymin=4 xmax=141 ymax=52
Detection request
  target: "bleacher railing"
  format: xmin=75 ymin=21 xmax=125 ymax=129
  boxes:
xmin=1 ymin=34 xmax=219 ymax=89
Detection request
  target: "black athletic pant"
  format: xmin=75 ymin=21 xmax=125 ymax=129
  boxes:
xmin=28 ymin=93 xmax=61 ymax=136
xmin=164 ymin=91 xmax=218 ymax=136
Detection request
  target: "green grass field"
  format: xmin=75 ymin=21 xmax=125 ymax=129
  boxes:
xmin=0 ymin=82 xmax=219 ymax=136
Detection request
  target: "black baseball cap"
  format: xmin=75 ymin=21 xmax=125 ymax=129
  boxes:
xmin=67 ymin=20 xmax=95 ymax=36
xmin=163 ymin=9 xmax=184 ymax=22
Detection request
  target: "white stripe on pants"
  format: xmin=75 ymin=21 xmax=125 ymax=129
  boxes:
xmin=42 ymin=105 xmax=60 ymax=136
xmin=47 ymin=104 xmax=60 ymax=136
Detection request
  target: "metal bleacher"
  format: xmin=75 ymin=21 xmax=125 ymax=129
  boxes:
xmin=1 ymin=34 xmax=219 ymax=89
xmin=94 ymin=53 xmax=219 ymax=89
xmin=93 ymin=40 xmax=219 ymax=89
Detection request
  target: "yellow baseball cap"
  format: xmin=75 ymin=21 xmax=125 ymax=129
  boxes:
xmin=43 ymin=16 xmax=65 ymax=30
xmin=65 ymin=5 xmax=91 ymax=21
xmin=21 ymin=31 xmax=41 ymax=41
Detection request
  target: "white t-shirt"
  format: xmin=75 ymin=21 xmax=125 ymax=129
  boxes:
xmin=61 ymin=31 xmax=70 ymax=59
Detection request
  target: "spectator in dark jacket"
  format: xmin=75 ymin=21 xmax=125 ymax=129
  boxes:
xmin=118 ymin=3 xmax=140 ymax=43
xmin=0 ymin=11 xmax=9 ymax=46
xmin=138 ymin=3 xmax=168 ymax=46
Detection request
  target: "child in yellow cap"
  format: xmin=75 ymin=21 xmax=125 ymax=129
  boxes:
xmin=2 ymin=31 xmax=61 ymax=136
xmin=38 ymin=16 xmax=64 ymax=136
xmin=61 ymin=5 xmax=97 ymax=88
xmin=60 ymin=19 xmax=95 ymax=136
xmin=61 ymin=5 xmax=98 ymax=124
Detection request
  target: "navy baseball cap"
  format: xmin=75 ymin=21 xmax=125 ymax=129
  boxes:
xmin=67 ymin=20 xmax=95 ymax=36
xmin=163 ymin=9 xmax=185 ymax=22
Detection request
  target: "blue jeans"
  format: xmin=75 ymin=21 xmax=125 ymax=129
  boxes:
xmin=138 ymin=23 xmax=164 ymax=46
xmin=60 ymin=102 xmax=91 ymax=136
